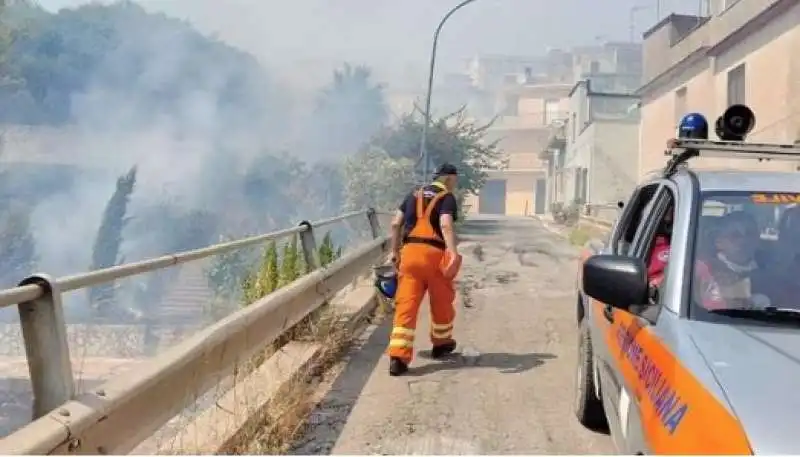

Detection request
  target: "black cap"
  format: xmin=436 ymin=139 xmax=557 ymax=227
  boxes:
xmin=433 ymin=163 xmax=458 ymax=177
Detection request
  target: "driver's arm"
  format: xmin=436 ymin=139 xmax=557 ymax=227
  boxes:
xmin=694 ymin=260 xmax=727 ymax=310
xmin=647 ymin=235 xmax=669 ymax=286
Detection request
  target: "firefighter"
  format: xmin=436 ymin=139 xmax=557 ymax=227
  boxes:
xmin=386 ymin=163 xmax=461 ymax=376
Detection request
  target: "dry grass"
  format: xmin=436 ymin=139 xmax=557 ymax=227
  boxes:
xmin=135 ymin=300 xmax=373 ymax=456
xmin=567 ymin=227 xmax=591 ymax=246
xmin=277 ymin=304 xmax=334 ymax=346
xmin=374 ymin=294 xmax=394 ymax=317
xmin=568 ymin=221 xmax=610 ymax=247
xmin=233 ymin=304 xmax=338 ymax=379
xmin=233 ymin=307 xmax=365 ymax=455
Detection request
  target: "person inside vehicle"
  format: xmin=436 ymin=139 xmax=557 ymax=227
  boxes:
xmin=762 ymin=205 xmax=800 ymax=307
xmin=694 ymin=211 xmax=770 ymax=310
xmin=774 ymin=206 xmax=800 ymax=265
xmin=647 ymin=205 xmax=673 ymax=288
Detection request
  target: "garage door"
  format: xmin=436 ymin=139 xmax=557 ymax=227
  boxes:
xmin=534 ymin=178 xmax=546 ymax=215
xmin=479 ymin=179 xmax=506 ymax=215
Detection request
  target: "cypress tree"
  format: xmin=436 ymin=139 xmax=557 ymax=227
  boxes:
xmin=318 ymin=231 xmax=335 ymax=267
xmin=88 ymin=166 xmax=137 ymax=315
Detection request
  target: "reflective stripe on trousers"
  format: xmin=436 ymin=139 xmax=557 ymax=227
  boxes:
xmin=389 ymin=326 xmax=415 ymax=350
xmin=387 ymin=243 xmax=456 ymax=363
xmin=430 ymin=320 xmax=454 ymax=340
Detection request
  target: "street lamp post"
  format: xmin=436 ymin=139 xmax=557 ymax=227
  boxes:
xmin=418 ymin=0 xmax=480 ymax=182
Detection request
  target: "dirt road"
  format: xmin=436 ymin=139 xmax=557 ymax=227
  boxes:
xmin=291 ymin=216 xmax=615 ymax=455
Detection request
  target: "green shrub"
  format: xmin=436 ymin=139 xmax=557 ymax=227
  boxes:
xmin=568 ymin=227 xmax=590 ymax=247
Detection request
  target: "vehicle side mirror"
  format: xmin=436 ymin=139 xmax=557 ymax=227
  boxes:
xmin=582 ymin=254 xmax=648 ymax=309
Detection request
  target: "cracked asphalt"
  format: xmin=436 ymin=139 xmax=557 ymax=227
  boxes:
xmin=290 ymin=215 xmax=615 ymax=455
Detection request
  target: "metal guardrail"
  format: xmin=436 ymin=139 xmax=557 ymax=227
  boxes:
xmin=0 ymin=208 xmax=388 ymax=454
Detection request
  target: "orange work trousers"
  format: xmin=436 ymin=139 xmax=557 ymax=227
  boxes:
xmin=387 ymin=243 xmax=456 ymax=364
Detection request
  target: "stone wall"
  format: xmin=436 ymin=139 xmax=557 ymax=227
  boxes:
xmin=0 ymin=323 xmax=196 ymax=358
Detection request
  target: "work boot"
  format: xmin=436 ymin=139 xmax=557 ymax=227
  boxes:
xmin=431 ymin=341 xmax=457 ymax=359
xmin=389 ymin=357 xmax=408 ymax=376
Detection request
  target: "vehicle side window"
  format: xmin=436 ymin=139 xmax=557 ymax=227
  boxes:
xmin=629 ymin=188 xmax=675 ymax=320
xmin=611 ymin=183 xmax=661 ymax=256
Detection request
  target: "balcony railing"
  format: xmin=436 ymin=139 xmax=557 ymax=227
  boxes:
xmin=491 ymin=111 xmax=569 ymax=130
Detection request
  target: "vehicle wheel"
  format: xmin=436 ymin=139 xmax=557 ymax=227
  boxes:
xmin=574 ymin=316 xmax=607 ymax=430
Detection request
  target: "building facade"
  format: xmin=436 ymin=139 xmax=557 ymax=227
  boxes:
xmin=542 ymin=80 xmax=640 ymax=215
xmin=566 ymin=81 xmax=640 ymax=207
xmin=465 ymin=82 xmax=571 ymax=216
xmin=569 ymin=42 xmax=643 ymax=92
xmin=638 ymin=0 xmax=800 ymax=176
xmin=539 ymin=42 xmax=643 ymax=216
xmin=466 ymin=51 xmax=573 ymax=93
xmin=464 ymin=42 xmax=643 ymax=217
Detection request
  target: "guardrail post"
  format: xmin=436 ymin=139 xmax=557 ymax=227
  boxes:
xmin=366 ymin=208 xmax=381 ymax=239
xmin=17 ymin=274 xmax=75 ymax=419
xmin=298 ymin=220 xmax=319 ymax=272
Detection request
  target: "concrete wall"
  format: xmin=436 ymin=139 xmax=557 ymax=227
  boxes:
xmin=561 ymin=77 xmax=640 ymax=205
xmin=639 ymin=0 xmax=800 ymax=177
xmin=591 ymin=95 xmax=639 ymax=121
xmin=643 ymin=0 xmax=787 ymax=81
xmin=567 ymin=83 xmax=590 ymax=144
xmin=583 ymin=73 xmax=643 ymax=94
xmin=562 ymin=124 xmax=591 ymax=204
xmin=571 ymin=43 xmax=643 ymax=80
xmin=467 ymin=55 xmax=548 ymax=91
xmin=565 ymin=122 xmax=593 ymax=170
xmin=562 ymin=120 xmax=639 ymax=205
xmin=517 ymin=96 xmax=570 ymax=122
xmin=496 ymin=83 xmax=572 ymax=120
xmin=589 ymin=121 xmax=640 ymax=205
xmin=567 ymin=82 xmax=639 ymax=141
xmin=642 ymin=14 xmax=710 ymax=83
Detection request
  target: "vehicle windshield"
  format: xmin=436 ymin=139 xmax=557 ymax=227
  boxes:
xmin=691 ymin=191 xmax=800 ymax=325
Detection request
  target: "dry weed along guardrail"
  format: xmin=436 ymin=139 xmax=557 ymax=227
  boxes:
xmin=0 ymin=209 xmax=389 ymax=455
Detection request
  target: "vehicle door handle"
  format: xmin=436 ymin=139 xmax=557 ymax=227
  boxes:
xmin=603 ymin=305 xmax=614 ymax=323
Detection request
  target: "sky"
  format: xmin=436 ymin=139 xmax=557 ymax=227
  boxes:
xmin=37 ymin=0 xmax=708 ymax=90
